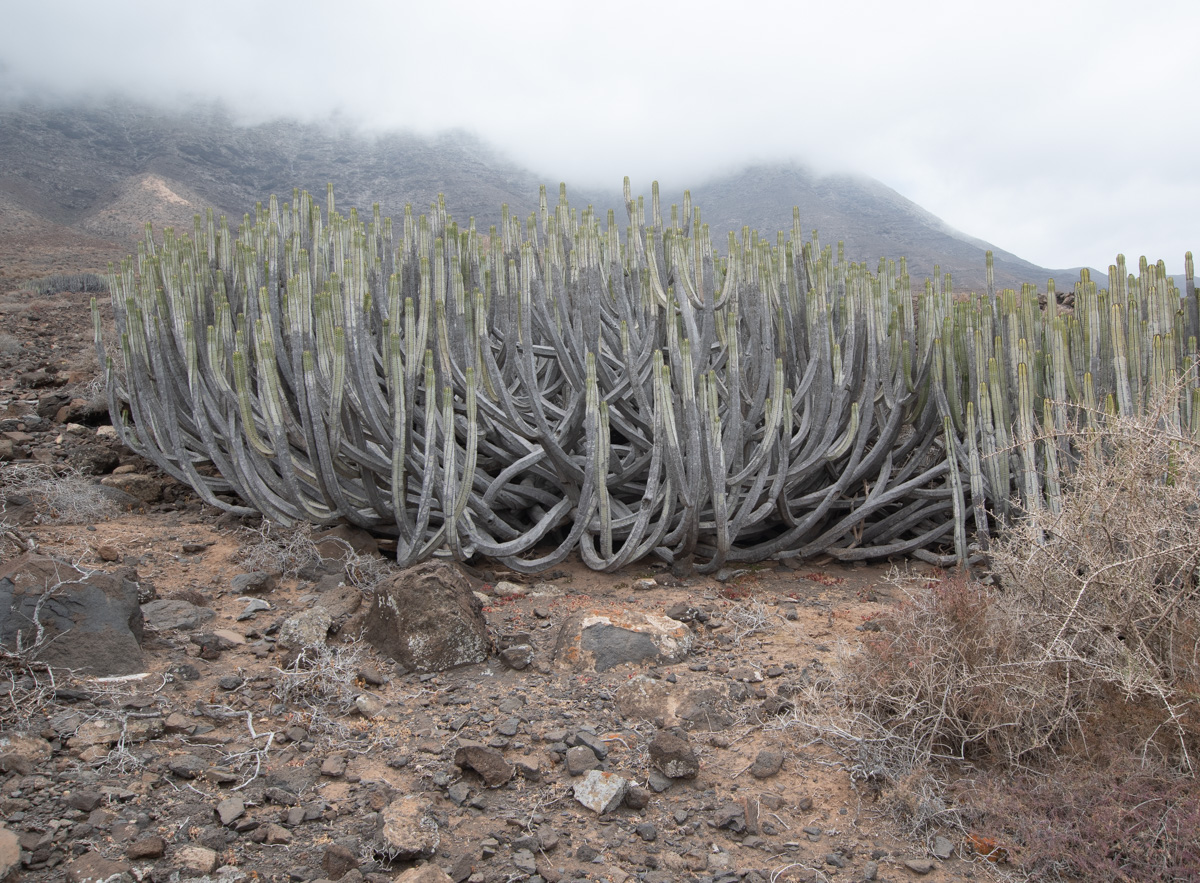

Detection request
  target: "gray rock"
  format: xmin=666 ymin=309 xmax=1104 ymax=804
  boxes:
xmin=0 ymin=825 xmax=18 ymax=881
xmin=624 ymin=785 xmax=651 ymax=809
xmin=277 ymin=607 xmax=333 ymax=661
xmin=230 ymin=571 xmax=276 ymax=593
xmin=453 ymin=744 xmax=513 ymax=788
xmin=499 ymin=643 xmax=534 ymax=670
xmin=313 ymin=524 xmax=379 ymax=560
xmin=167 ymin=754 xmax=207 ymax=779
xmin=357 ymin=562 xmax=490 ymax=672
xmin=646 ymin=770 xmax=673 ymax=792
xmin=714 ymin=803 xmax=746 ymax=833
xmin=99 ymin=472 xmax=164 ymax=503
xmin=0 ymin=552 xmax=145 ymax=675
xmin=377 ymin=797 xmax=440 ymax=860
xmin=635 ymin=822 xmax=657 ymax=842
xmin=393 ymin=865 xmax=456 ymax=883
xmin=320 ymin=754 xmax=348 ymax=778
xmin=649 ymin=730 xmax=699 ymax=779
xmin=749 ymin=748 xmax=784 ymax=778
xmin=64 ymin=850 xmax=134 ymax=882
xmin=354 ymin=693 xmax=387 ymax=718
xmin=931 ymin=835 xmax=955 ymax=860
xmin=614 ymin=673 xmax=731 ymax=729
xmin=554 ymin=608 xmax=693 ymax=672
xmin=216 ymin=797 xmax=245 ymax=826
xmin=177 ymin=844 xmax=219 ymax=873
xmin=565 ymin=745 xmax=600 ymax=776
xmin=903 ymin=858 xmax=935 ymax=874
xmin=573 ymin=770 xmax=628 ymax=814
xmin=863 ymin=860 xmax=879 ymax=881
xmin=142 ymin=598 xmax=215 ymax=631
xmin=315 ymin=583 xmax=363 ymax=634
xmin=574 ymin=729 xmax=609 ymax=759
xmin=321 ymin=843 xmax=360 ymax=880
xmin=236 ymin=598 xmax=270 ymax=621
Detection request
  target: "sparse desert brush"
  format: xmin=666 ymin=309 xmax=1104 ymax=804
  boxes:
xmin=802 ymin=394 xmax=1200 ymax=880
xmin=0 ymin=461 xmax=117 ymax=525
xmin=992 ymin=396 xmax=1200 ymax=768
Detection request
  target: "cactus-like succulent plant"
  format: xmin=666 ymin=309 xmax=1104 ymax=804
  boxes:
xmin=95 ymin=186 xmax=1197 ymax=572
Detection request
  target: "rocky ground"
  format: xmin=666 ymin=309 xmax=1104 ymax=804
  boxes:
xmin=0 ymin=286 xmax=997 ymax=883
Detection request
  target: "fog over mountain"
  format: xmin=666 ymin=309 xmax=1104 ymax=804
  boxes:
xmin=0 ymin=0 xmax=1195 ymax=277
xmin=0 ymin=98 xmax=1108 ymax=291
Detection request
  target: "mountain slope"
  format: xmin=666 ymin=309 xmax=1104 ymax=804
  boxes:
xmin=0 ymin=98 xmax=1077 ymax=291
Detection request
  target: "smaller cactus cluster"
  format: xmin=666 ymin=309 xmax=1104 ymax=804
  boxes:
xmin=95 ymin=182 xmax=1198 ymax=572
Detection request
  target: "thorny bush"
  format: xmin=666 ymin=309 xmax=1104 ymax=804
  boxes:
xmin=806 ymin=400 xmax=1200 ymax=880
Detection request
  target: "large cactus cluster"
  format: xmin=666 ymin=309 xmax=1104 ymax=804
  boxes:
xmin=95 ymin=182 xmax=1198 ymax=573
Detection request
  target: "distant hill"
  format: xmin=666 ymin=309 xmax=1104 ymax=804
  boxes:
xmin=0 ymin=97 xmax=1089 ymax=291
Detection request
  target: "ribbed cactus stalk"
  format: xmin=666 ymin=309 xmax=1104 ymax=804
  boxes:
xmin=95 ymin=187 xmax=1197 ymax=573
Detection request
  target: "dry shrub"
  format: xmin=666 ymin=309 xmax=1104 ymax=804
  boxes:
xmin=993 ymin=405 xmax=1200 ymax=769
xmin=0 ymin=462 xmax=117 ymax=524
xmin=804 ymin=398 xmax=1200 ymax=879
xmin=959 ymin=757 xmax=1200 ymax=880
xmin=843 ymin=573 xmax=1080 ymax=768
xmin=234 ymin=519 xmax=390 ymax=590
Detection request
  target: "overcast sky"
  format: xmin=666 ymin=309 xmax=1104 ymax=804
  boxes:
xmin=1 ymin=0 xmax=1195 ymax=274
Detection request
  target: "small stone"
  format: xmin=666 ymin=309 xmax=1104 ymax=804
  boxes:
xmin=573 ymin=770 xmax=628 ymax=814
xmin=454 ymin=744 xmax=514 ymax=788
xmin=64 ymin=851 xmax=132 ymax=883
xmin=648 ymin=730 xmax=699 ymax=779
xmin=494 ymin=580 xmax=527 ymax=597
xmin=565 ymin=745 xmax=600 ymax=776
xmin=96 ymin=544 xmax=121 ymax=561
xmin=499 ymin=644 xmax=534 ymax=670
xmin=65 ymin=789 xmax=104 ymax=812
xmin=393 ymin=865 xmax=456 ymax=883
xmin=863 ymin=861 xmax=879 ymax=881
xmin=167 ymin=755 xmax=207 ymax=779
xmin=749 ymin=748 xmax=784 ymax=778
xmin=714 ymin=803 xmax=746 ymax=833
xmin=126 ymin=834 xmax=165 ymax=859
xmin=623 ymin=785 xmax=651 ymax=809
xmin=496 ymin=717 xmax=520 ymax=737
xmin=931 ymin=835 xmax=954 ymax=860
xmin=164 ymin=712 xmax=193 ymax=733
xmin=358 ymin=665 xmax=386 ymax=685
xmin=177 ymin=844 xmax=219 ymax=874
xmin=322 ymin=843 xmax=360 ymax=880
xmin=237 ymin=598 xmax=271 ymax=621
xmin=447 ymin=782 xmax=471 ymax=806
xmin=631 ymin=578 xmax=657 ymax=591
xmin=260 ymin=823 xmax=292 ymax=844
xmin=216 ymin=797 xmax=245 ymax=826
xmin=277 ymin=607 xmax=333 ymax=657
xmin=377 ymin=797 xmax=440 ymax=860
xmin=646 ymin=770 xmax=673 ymax=792
xmin=217 ymin=675 xmax=244 ymax=691
xmin=903 ymin=858 xmax=935 ymax=875
xmin=635 ymin=822 xmax=657 ymax=842
xmin=321 ymin=755 xmax=349 ymax=778
xmin=355 ymin=693 xmax=387 ymax=718
xmin=231 ymin=571 xmax=276 ymax=593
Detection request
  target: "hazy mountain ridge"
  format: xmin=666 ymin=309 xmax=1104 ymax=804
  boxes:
xmin=0 ymin=98 xmax=1091 ymax=290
